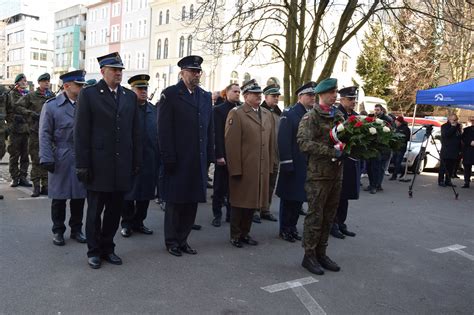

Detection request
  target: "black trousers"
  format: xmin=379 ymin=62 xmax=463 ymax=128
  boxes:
xmin=51 ymin=199 xmax=85 ymax=234
xmin=334 ymin=199 xmax=349 ymax=227
xmin=212 ymin=165 xmax=231 ymax=220
xmin=86 ymin=190 xmax=124 ymax=257
xmin=164 ymin=202 xmax=197 ymax=248
xmin=463 ymin=163 xmax=472 ymax=184
xmin=438 ymin=158 xmax=457 ymax=184
xmin=230 ymin=207 xmax=254 ymax=240
xmin=279 ymin=199 xmax=302 ymax=234
xmin=121 ymin=200 xmax=150 ymax=229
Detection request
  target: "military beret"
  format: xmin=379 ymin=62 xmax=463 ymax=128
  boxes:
xmin=241 ymin=79 xmax=263 ymax=94
xmin=339 ymin=86 xmax=358 ymax=98
xmin=128 ymin=74 xmax=150 ymax=88
xmin=296 ymin=81 xmax=317 ymax=96
xmin=37 ymin=73 xmax=50 ymax=82
xmin=315 ymin=78 xmax=337 ymax=94
xmin=263 ymin=84 xmax=281 ymax=95
xmin=85 ymin=79 xmax=97 ymax=86
xmin=15 ymin=73 xmax=26 ymax=84
xmin=178 ymin=55 xmax=203 ymax=70
xmin=97 ymin=52 xmax=125 ymax=69
xmin=59 ymin=70 xmax=86 ymax=84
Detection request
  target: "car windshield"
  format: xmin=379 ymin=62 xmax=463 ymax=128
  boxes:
xmin=410 ymin=127 xmax=426 ymax=142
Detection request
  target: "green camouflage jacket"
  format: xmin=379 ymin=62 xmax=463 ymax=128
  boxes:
xmin=15 ymin=88 xmax=55 ymax=133
xmin=6 ymin=89 xmax=30 ymax=134
xmin=297 ymin=104 xmax=344 ymax=181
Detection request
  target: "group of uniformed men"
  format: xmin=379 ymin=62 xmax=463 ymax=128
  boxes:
xmin=1 ymin=51 xmax=361 ymax=274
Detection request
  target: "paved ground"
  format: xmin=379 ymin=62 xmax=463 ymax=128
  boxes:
xmin=0 ymin=168 xmax=473 ymax=314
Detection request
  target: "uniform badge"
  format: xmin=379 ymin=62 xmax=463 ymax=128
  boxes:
xmin=229 ymin=119 xmax=233 ymax=125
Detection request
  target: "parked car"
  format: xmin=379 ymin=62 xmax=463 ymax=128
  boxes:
xmin=402 ymin=125 xmax=442 ymax=173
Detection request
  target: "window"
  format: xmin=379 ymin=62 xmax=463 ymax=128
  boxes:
xmin=56 ymin=36 xmax=60 ymax=49
xmin=162 ymin=73 xmax=167 ymax=88
xmin=244 ymin=72 xmax=251 ymax=82
xmin=179 ymin=36 xmax=185 ymax=58
xmin=166 ymin=10 xmax=169 ymax=24
xmin=232 ymin=31 xmax=241 ymax=53
xmin=244 ymin=34 xmax=253 ymax=57
xmin=112 ymin=3 xmax=121 ymax=17
xmin=190 ymin=4 xmax=194 ymax=19
xmin=143 ymin=19 xmax=147 ymax=36
xmin=163 ymin=38 xmax=168 ymax=59
xmin=141 ymin=52 xmax=145 ymax=69
xmin=32 ymin=51 xmax=40 ymax=61
xmin=159 ymin=11 xmax=162 ymax=25
xmin=341 ymin=55 xmax=348 ymax=72
xmin=181 ymin=6 xmax=186 ymax=21
xmin=111 ymin=24 xmax=120 ymax=42
xmin=138 ymin=20 xmax=142 ymax=37
xmin=136 ymin=52 xmax=141 ymax=69
xmin=230 ymin=71 xmax=238 ymax=84
xmin=271 ymin=39 xmax=280 ymax=60
xmin=124 ymin=53 xmax=131 ymax=68
xmin=187 ymin=35 xmax=192 ymax=55
xmin=40 ymin=52 xmax=47 ymax=61
xmin=156 ymin=39 xmax=161 ymax=59
xmin=100 ymin=28 xmax=108 ymax=44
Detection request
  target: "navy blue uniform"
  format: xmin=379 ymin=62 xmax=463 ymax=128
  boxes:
xmin=276 ymin=103 xmax=308 ymax=234
xmin=158 ymin=80 xmax=214 ymax=249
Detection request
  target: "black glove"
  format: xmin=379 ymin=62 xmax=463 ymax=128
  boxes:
xmin=133 ymin=166 xmax=140 ymax=176
xmin=76 ymin=168 xmax=91 ymax=183
xmin=41 ymin=162 xmax=55 ymax=173
xmin=164 ymin=162 xmax=176 ymax=174
xmin=14 ymin=115 xmax=24 ymax=123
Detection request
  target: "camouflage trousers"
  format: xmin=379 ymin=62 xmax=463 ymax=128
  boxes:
xmin=7 ymin=132 xmax=29 ymax=180
xmin=0 ymin=132 xmax=5 ymax=160
xmin=302 ymin=179 xmax=342 ymax=257
xmin=28 ymin=133 xmax=47 ymax=187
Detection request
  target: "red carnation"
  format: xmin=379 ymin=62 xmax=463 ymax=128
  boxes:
xmin=348 ymin=116 xmax=357 ymax=123
xmin=354 ymin=121 xmax=363 ymax=128
xmin=364 ymin=117 xmax=374 ymax=122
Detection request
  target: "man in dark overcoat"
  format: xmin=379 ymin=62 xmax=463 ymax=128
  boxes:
xmin=330 ymin=86 xmax=360 ymax=239
xmin=120 ymin=74 xmax=158 ymax=237
xmin=211 ymin=83 xmax=241 ymax=227
xmin=74 ymin=52 xmax=142 ymax=269
xmin=39 ymin=70 xmax=87 ymax=246
xmin=461 ymin=116 xmax=474 ymax=188
xmin=276 ymin=82 xmax=316 ymax=243
xmin=438 ymin=114 xmax=462 ymax=187
xmin=158 ymin=55 xmax=214 ymax=257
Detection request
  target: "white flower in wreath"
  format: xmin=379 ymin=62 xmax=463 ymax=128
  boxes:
xmin=375 ymin=118 xmax=384 ymax=125
xmin=358 ymin=115 xmax=367 ymax=120
xmin=369 ymin=127 xmax=377 ymax=135
xmin=336 ymin=124 xmax=345 ymax=132
xmin=383 ymin=126 xmax=391 ymax=133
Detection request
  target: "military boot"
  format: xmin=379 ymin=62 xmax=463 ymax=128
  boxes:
xmin=31 ymin=185 xmax=41 ymax=198
xmin=340 ymin=224 xmax=356 ymax=237
xmin=317 ymin=255 xmax=341 ymax=272
xmin=40 ymin=186 xmax=48 ymax=195
xmin=10 ymin=179 xmax=20 ymax=187
xmin=18 ymin=177 xmax=32 ymax=187
xmin=301 ymin=254 xmax=324 ymax=275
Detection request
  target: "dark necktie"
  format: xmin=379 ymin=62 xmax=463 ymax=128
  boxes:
xmin=111 ymin=90 xmax=118 ymax=105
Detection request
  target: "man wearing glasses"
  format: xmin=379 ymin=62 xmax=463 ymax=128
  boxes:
xmin=158 ymin=55 xmax=214 ymax=257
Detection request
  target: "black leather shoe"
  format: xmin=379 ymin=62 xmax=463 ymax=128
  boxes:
xmin=438 ymin=182 xmax=447 ymax=187
xmin=10 ymin=179 xmax=20 ymax=187
xmin=40 ymin=186 xmax=48 ymax=195
xmin=317 ymin=255 xmax=340 ymax=272
xmin=302 ymin=255 xmax=324 ymax=275
xmin=240 ymin=235 xmax=258 ymax=245
xmin=53 ymin=233 xmax=65 ymax=246
xmin=261 ymin=213 xmax=278 ymax=222
xmin=330 ymin=225 xmax=345 ymax=239
xmin=88 ymin=256 xmax=101 ymax=269
xmin=31 ymin=185 xmax=40 ymax=197
xmin=18 ymin=177 xmax=32 ymax=187
xmin=445 ymin=182 xmax=456 ymax=187
xmin=70 ymin=231 xmax=86 ymax=243
xmin=298 ymin=208 xmax=307 ymax=216
xmin=102 ymin=253 xmax=122 ymax=265
xmin=389 ymin=176 xmax=397 ymax=181
xmin=121 ymin=227 xmax=132 ymax=237
xmin=279 ymin=232 xmax=295 ymax=243
xmin=340 ymin=227 xmax=356 ymax=237
xmin=376 ymin=186 xmax=384 ymax=192
xmin=192 ymin=224 xmax=202 ymax=230
xmin=230 ymin=239 xmax=243 ymax=248
xmin=180 ymin=244 xmax=197 ymax=255
xmin=461 ymin=183 xmax=470 ymax=188
xmin=168 ymin=246 xmax=182 ymax=257
xmin=136 ymin=225 xmax=153 ymax=235
xmin=0 ymin=195 xmax=3 ymax=200
xmin=211 ymin=217 xmax=221 ymax=227
xmin=252 ymin=214 xmax=261 ymax=224
xmin=292 ymin=231 xmax=302 ymax=241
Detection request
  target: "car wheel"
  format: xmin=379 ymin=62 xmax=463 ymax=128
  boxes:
xmin=411 ymin=155 xmax=426 ymax=174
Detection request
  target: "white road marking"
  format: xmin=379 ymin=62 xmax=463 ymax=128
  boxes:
xmin=18 ymin=197 xmax=48 ymax=200
xmin=431 ymin=244 xmax=474 ymax=261
xmin=13 ymin=186 xmax=48 ymax=200
xmin=261 ymin=277 xmax=326 ymax=315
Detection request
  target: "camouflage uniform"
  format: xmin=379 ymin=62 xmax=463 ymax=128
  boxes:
xmin=6 ymin=89 xmax=30 ymax=182
xmin=15 ymin=88 xmax=55 ymax=188
xmin=0 ymin=89 xmax=7 ymax=161
xmin=297 ymin=105 xmax=344 ymax=258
